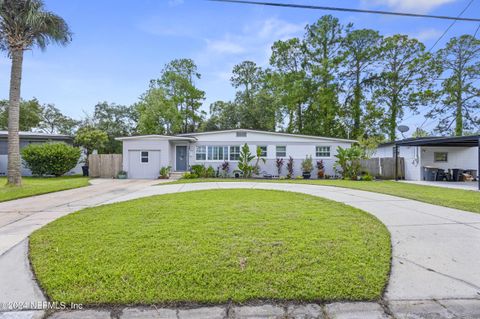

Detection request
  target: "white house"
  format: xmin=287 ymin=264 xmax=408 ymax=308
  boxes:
xmin=0 ymin=131 xmax=83 ymax=176
xmin=116 ymin=129 xmax=356 ymax=179
xmin=374 ymin=136 xmax=479 ymax=188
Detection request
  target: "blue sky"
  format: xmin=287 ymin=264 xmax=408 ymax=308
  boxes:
xmin=1 ymin=0 xmax=479 ymax=134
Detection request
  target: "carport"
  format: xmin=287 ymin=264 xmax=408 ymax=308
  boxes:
xmin=394 ymin=135 xmax=480 ymax=190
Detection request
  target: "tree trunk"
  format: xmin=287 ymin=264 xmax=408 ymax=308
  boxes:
xmin=7 ymin=48 xmax=24 ymax=186
xmin=455 ymin=97 xmax=463 ymax=136
xmin=352 ymin=63 xmax=362 ymax=139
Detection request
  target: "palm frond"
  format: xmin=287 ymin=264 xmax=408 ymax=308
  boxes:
xmin=0 ymin=0 xmax=71 ymax=52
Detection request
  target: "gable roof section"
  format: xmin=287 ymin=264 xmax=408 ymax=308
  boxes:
xmin=177 ymin=129 xmax=356 ymax=143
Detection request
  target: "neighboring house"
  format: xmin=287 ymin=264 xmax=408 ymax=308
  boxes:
xmin=116 ymin=129 xmax=356 ymax=179
xmin=374 ymin=136 xmax=479 ymax=184
xmin=0 ymin=131 xmax=83 ymax=176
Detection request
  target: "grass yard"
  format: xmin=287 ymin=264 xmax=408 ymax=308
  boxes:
xmin=0 ymin=176 xmax=90 ymax=202
xmin=30 ymin=189 xmax=391 ymax=305
xmin=164 ymin=178 xmax=480 ymax=214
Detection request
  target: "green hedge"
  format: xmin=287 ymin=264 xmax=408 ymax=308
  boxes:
xmin=21 ymin=143 xmax=81 ymax=177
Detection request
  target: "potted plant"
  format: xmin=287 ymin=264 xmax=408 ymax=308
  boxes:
xmin=301 ymin=155 xmax=313 ymax=179
xmin=316 ymin=160 xmax=325 ymax=179
xmin=159 ymin=166 xmax=172 ymax=179
xmin=117 ymin=170 xmax=128 ymax=179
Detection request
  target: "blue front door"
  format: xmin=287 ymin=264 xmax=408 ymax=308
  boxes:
xmin=176 ymin=146 xmax=187 ymax=171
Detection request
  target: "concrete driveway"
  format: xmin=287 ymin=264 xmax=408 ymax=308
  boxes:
xmin=1 ymin=180 xmax=479 ymax=318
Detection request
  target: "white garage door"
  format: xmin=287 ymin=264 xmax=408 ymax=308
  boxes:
xmin=128 ymin=150 xmax=161 ymax=179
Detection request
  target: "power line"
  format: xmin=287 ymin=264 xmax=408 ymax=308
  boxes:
xmin=208 ymin=0 xmax=480 ymax=22
xmin=428 ymin=0 xmax=474 ymax=51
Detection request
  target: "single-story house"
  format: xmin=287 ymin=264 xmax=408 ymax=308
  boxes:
xmin=0 ymin=131 xmax=83 ymax=176
xmin=116 ymin=129 xmax=356 ymax=179
xmin=374 ymin=135 xmax=480 ymax=190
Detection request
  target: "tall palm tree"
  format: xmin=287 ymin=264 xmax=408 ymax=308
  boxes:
xmin=0 ymin=0 xmax=71 ymax=186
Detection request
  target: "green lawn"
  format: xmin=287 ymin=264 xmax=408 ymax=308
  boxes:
xmin=0 ymin=176 xmax=90 ymax=202
xmin=164 ymin=178 xmax=480 ymax=214
xmin=30 ymin=189 xmax=391 ymax=304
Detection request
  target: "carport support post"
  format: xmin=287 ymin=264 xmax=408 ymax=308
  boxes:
xmin=394 ymin=144 xmax=399 ymax=181
xmin=478 ymin=135 xmax=480 ymax=190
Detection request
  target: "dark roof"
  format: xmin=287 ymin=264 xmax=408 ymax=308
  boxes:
xmin=381 ymin=135 xmax=480 ymax=147
xmin=0 ymin=131 xmax=72 ymax=141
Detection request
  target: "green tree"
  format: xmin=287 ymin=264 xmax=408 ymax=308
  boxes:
xmin=74 ymin=126 xmax=108 ymax=158
xmin=302 ymin=15 xmax=350 ymax=137
xmin=374 ymin=35 xmax=437 ymax=141
xmin=231 ymin=61 xmax=277 ymax=130
xmin=92 ymin=102 xmax=135 ymax=153
xmin=135 ymin=87 xmax=180 ymax=135
xmin=0 ymin=98 xmax=43 ymax=131
xmin=0 ymin=0 xmax=71 ymax=186
xmin=159 ymin=59 xmax=205 ymax=133
xmin=269 ymin=38 xmax=309 ymax=133
xmin=429 ymin=35 xmax=480 ymax=136
xmin=201 ymin=101 xmax=240 ymax=131
xmin=40 ymin=103 xmax=79 ymax=135
xmin=342 ymin=29 xmax=382 ymax=139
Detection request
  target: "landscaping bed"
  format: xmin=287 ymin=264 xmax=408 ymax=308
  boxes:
xmin=0 ymin=176 xmax=90 ymax=202
xmin=162 ymin=178 xmax=480 ymax=214
xmin=30 ymin=189 xmax=391 ymax=304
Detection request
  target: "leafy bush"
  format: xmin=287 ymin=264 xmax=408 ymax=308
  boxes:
xmin=220 ymin=161 xmax=229 ymax=177
xmin=191 ymin=164 xmax=206 ymax=177
xmin=238 ymin=143 xmax=255 ymax=178
xmin=21 ymin=143 xmax=81 ymax=177
xmin=286 ymin=156 xmax=294 ymax=179
xmin=159 ymin=166 xmax=171 ymax=178
xmin=275 ymin=158 xmax=284 ymax=175
xmin=206 ymin=166 xmax=216 ymax=178
xmin=182 ymin=172 xmax=198 ymax=179
xmin=334 ymin=146 xmax=365 ymax=180
xmin=317 ymin=160 xmax=325 ymax=179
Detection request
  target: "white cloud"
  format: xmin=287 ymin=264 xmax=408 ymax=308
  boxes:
xmin=411 ymin=28 xmax=443 ymax=41
xmin=362 ymin=0 xmax=457 ymax=13
xmin=199 ymin=18 xmax=304 ymax=63
xmin=206 ymin=39 xmax=246 ymax=54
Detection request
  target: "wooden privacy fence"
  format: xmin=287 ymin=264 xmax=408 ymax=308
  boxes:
xmin=88 ymin=154 xmax=123 ymax=178
xmin=360 ymin=157 xmax=405 ymax=179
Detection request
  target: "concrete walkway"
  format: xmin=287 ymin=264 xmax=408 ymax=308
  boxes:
xmin=1 ymin=180 xmax=480 ymax=318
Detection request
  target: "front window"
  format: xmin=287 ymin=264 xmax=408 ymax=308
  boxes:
xmin=141 ymin=151 xmax=149 ymax=163
xmin=258 ymin=146 xmax=267 ymax=157
xmin=208 ymin=146 xmax=229 ymax=161
xmin=434 ymin=152 xmax=448 ymax=162
xmin=230 ymin=146 xmax=240 ymax=161
xmin=196 ymin=145 xmax=206 ymax=161
xmin=276 ymin=146 xmax=286 ymax=157
xmin=316 ymin=146 xmax=331 ymax=157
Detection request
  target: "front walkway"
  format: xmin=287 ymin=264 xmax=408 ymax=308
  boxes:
xmin=1 ymin=181 xmax=479 ymax=318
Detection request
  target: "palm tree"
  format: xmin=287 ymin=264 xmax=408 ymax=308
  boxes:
xmin=0 ymin=0 xmax=71 ymax=186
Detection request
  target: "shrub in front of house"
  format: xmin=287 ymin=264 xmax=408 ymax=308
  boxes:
xmin=21 ymin=142 xmax=81 ymax=177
